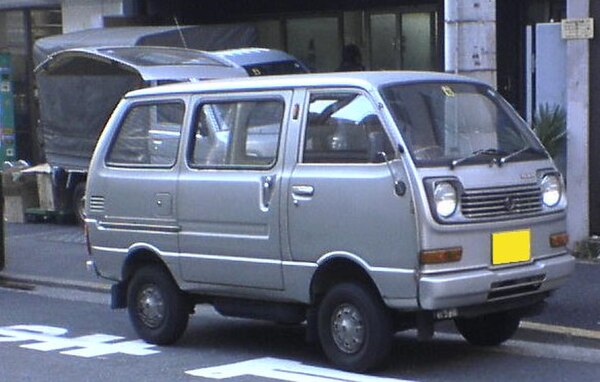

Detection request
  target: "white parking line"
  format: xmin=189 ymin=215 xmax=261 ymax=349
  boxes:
xmin=520 ymin=321 xmax=600 ymax=341
xmin=0 ymin=325 xmax=159 ymax=358
xmin=187 ymin=357 xmax=413 ymax=382
xmin=434 ymin=331 xmax=600 ymax=364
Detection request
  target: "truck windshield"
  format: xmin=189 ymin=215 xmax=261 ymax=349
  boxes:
xmin=381 ymin=82 xmax=547 ymax=167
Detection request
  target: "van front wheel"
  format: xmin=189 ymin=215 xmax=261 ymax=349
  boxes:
xmin=317 ymin=283 xmax=392 ymax=372
xmin=455 ymin=311 xmax=520 ymax=346
xmin=127 ymin=265 xmax=190 ymax=345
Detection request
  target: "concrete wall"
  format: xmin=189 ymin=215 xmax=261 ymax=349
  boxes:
xmin=444 ymin=0 xmax=496 ymax=87
xmin=62 ymin=0 xmax=134 ymax=33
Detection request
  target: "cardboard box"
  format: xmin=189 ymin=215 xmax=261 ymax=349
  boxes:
xmin=3 ymin=188 xmax=39 ymax=223
xmin=2 ymin=167 xmax=39 ymax=223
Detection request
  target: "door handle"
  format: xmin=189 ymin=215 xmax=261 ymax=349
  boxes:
xmin=291 ymin=185 xmax=314 ymax=197
xmin=260 ymin=175 xmax=276 ymax=211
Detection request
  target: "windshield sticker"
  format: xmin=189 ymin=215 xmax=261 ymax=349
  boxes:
xmin=441 ymin=86 xmax=455 ymax=97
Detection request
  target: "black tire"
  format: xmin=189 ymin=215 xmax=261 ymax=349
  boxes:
xmin=317 ymin=282 xmax=393 ymax=372
xmin=455 ymin=311 xmax=521 ymax=346
xmin=72 ymin=182 xmax=86 ymax=226
xmin=127 ymin=265 xmax=190 ymax=345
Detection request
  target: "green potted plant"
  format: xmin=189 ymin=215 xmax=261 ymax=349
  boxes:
xmin=532 ymin=103 xmax=566 ymax=158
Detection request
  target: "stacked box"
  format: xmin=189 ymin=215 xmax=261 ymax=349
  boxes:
xmin=2 ymin=168 xmax=38 ymax=223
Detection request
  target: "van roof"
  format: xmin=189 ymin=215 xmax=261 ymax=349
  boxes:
xmin=126 ymin=71 xmax=486 ymax=98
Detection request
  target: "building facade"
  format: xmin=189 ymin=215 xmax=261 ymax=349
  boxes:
xmin=2 ymin=0 xmax=596 ymax=246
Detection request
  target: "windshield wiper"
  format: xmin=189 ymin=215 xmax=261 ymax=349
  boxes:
xmin=499 ymin=146 xmax=547 ymax=165
xmin=451 ymin=148 xmax=506 ymax=169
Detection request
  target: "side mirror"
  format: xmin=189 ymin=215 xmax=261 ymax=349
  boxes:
xmin=378 ymin=150 xmax=407 ymax=197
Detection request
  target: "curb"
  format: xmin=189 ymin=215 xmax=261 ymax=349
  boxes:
xmin=0 ymin=272 xmax=110 ymax=294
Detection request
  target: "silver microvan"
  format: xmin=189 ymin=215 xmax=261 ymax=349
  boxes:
xmin=85 ymin=72 xmax=574 ymax=372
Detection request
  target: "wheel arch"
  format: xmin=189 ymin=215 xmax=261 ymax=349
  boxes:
xmin=312 ymin=257 xmax=394 ymax=372
xmin=310 ymin=255 xmax=382 ymax=305
xmin=112 ymin=246 xmax=176 ymax=309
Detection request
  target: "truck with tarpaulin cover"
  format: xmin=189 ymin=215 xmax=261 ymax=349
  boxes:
xmin=33 ymin=27 xmax=307 ymax=223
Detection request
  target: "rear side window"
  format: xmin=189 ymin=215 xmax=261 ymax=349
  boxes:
xmin=106 ymin=102 xmax=185 ymax=167
xmin=189 ymin=99 xmax=284 ymax=169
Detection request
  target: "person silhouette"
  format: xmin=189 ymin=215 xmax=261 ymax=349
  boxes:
xmin=337 ymin=44 xmax=365 ymax=72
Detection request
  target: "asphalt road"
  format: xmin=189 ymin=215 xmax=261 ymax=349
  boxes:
xmin=1 ymin=285 xmax=600 ymax=382
xmin=2 ymin=223 xmax=600 ymax=332
xmin=2 ymin=222 xmax=600 ymax=381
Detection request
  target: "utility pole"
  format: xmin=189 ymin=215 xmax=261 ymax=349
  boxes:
xmin=565 ymin=0 xmax=591 ymax=244
xmin=444 ymin=0 xmax=496 ymax=87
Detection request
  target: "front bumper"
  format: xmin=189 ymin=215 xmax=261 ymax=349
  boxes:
xmin=419 ymin=253 xmax=575 ymax=310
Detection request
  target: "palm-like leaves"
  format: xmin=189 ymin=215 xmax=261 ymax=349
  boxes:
xmin=532 ymin=103 xmax=566 ymax=158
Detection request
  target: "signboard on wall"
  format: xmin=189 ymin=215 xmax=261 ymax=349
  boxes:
xmin=561 ymin=18 xmax=594 ymax=40
xmin=0 ymin=52 xmax=17 ymax=162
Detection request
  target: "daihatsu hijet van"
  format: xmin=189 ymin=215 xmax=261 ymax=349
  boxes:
xmin=85 ymin=72 xmax=574 ymax=372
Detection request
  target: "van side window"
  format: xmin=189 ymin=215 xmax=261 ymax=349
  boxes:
xmin=302 ymin=92 xmax=393 ymax=163
xmin=190 ymin=99 xmax=284 ymax=168
xmin=106 ymin=102 xmax=184 ymax=167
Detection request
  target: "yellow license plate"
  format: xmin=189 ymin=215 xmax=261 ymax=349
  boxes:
xmin=492 ymin=229 xmax=531 ymax=265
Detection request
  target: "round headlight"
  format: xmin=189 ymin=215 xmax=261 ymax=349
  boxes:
xmin=541 ymin=174 xmax=561 ymax=207
xmin=434 ymin=182 xmax=458 ymax=217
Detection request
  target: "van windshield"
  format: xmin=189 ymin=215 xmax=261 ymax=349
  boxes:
xmin=381 ymin=82 xmax=547 ymax=167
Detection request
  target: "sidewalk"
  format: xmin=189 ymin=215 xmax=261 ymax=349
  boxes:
xmin=0 ymin=222 xmax=111 ymax=292
xmin=1 ymin=222 xmax=599 ymax=333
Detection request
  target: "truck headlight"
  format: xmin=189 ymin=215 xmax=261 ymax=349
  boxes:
xmin=434 ymin=181 xmax=458 ymax=217
xmin=541 ymin=174 xmax=561 ymax=207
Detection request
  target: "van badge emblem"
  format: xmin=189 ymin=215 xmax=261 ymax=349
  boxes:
xmin=520 ymin=172 xmax=535 ymax=180
xmin=504 ymin=196 xmax=516 ymax=211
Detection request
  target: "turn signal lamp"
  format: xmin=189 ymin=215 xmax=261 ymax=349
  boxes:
xmin=420 ymin=247 xmax=462 ymax=264
xmin=549 ymin=232 xmax=569 ymax=248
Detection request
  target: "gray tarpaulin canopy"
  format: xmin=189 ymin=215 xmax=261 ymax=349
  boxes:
xmin=33 ymin=25 xmax=258 ymax=170
xmin=33 ymin=24 xmax=257 ymax=65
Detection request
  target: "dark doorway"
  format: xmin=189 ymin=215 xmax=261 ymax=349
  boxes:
xmin=496 ymin=0 xmax=565 ymax=114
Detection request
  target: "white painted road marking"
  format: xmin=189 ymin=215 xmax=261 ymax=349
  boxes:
xmin=186 ymin=357 xmax=414 ymax=382
xmin=434 ymin=331 xmax=600 ymax=364
xmin=521 ymin=321 xmax=600 ymax=341
xmin=0 ymin=325 xmax=159 ymax=358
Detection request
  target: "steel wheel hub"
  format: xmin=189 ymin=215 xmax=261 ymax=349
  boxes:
xmin=137 ymin=284 xmax=165 ymax=329
xmin=331 ymin=303 xmax=365 ymax=354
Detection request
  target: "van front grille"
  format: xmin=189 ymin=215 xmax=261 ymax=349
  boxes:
xmin=460 ymin=184 xmax=542 ymax=220
xmin=89 ymin=196 xmax=105 ymax=212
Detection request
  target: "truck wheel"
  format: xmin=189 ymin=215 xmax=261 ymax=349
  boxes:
xmin=72 ymin=182 xmax=86 ymax=226
xmin=127 ymin=265 xmax=190 ymax=345
xmin=455 ymin=311 xmax=520 ymax=346
xmin=317 ymin=283 xmax=392 ymax=372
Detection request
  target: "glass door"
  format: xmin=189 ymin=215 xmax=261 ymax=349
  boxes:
xmin=401 ymin=12 xmax=434 ymax=70
xmin=369 ymin=13 xmax=400 ymax=70
xmin=369 ymin=11 xmax=436 ymax=71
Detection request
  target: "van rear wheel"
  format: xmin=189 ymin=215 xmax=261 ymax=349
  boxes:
xmin=317 ymin=283 xmax=392 ymax=372
xmin=455 ymin=311 xmax=520 ymax=346
xmin=127 ymin=265 xmax=190 ymax=345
